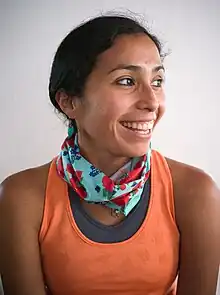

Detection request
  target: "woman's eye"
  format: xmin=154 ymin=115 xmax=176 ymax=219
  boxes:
xmin=151 ymin=78 xmax=164 ymax=87
xmin=116 ymin=78 xmax=135 ymax=87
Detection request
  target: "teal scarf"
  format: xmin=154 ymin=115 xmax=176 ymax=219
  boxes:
xmin=56 ymin=127 xmax=151 ymax=215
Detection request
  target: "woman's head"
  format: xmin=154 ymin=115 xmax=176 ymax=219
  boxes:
xmin=49 ymin=14 xmax=165 ymax=165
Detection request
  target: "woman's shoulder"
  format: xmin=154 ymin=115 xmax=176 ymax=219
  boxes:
xmin=165 ymin=156 xmax=218 ymax=197
xmin=0 ymin=163 xmax=52 ymax=291
xmin=0 ymin=162 xmax=51 ymax=231
xmin=0 ymin=162 xmax=51 ymax=199
xmin=165 ymin=156 xmax=220 ymax=231
xmin=164 ymin=159 xmax=220 ymax=294
xmin=2 ymin=162 xmax=51 ymax=188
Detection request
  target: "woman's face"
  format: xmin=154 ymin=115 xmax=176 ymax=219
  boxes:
xmin=69 ymin=33 xmax=165 ymax=159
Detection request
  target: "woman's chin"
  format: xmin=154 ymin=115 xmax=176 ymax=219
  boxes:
xmin=120 ymin=142 xmax=151 ymax=158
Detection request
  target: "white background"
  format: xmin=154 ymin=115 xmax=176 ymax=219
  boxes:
xmin=0 ymin=0 xmax=220 ymax=184
xmin=0 ymin=0 xmax=219 ymax=293
xmin=0 ymin=0 xmax=220 ymax=185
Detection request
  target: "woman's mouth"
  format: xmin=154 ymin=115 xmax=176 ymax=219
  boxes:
xmin=120 ymin=120 xmax=154 ymax=136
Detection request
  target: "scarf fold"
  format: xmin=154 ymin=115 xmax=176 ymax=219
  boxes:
xmin=56 ymin=126 xmax=151 ymax=216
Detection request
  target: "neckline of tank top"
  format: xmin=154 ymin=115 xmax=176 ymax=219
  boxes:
xmin=68 ymin=176 xmax=151 ymax=231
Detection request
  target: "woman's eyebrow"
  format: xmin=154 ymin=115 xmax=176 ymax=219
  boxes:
xmin=108 ymin=64 xmax=165 ymax=74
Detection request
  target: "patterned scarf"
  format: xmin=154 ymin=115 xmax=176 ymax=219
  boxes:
xmin=56 ymin=126 xmax=151 ymax=216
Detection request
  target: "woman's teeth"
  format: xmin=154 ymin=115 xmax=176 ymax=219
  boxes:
xmin=121 ymin=121 xmax=154 ymax=134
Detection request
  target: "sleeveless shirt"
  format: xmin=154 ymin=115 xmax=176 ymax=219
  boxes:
xmin=39 ymin=150 xmax=179 ymax=295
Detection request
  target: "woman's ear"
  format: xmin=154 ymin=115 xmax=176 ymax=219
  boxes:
xmin=55 ymin=90 xmax=77 ymax=119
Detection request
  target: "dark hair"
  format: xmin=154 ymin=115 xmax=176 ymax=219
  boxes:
xmin=49 ymin=14 xmax=162 ymax=125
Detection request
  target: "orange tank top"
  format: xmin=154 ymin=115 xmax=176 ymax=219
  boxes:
xmin=39 ymin=150 xmax=179 ymax=295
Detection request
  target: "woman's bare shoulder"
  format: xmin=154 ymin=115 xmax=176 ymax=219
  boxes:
xmin=165 ymin=158 xmax=220 ymax=294
xmin=0 ymin=163 xmax=51 ymax=294
xmin=0 ymin=162 xmax=51 ymax=230
xmin=1 ymin=162 xmax=51 ymax=190
xmin=165 ymin=156 xmax=217 ymax=193
xmin=165 ymin=156 xmax=219 ymax=214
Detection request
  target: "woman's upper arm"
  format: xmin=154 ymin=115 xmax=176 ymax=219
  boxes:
xmin=0 ymin=171 xmax=47 ymax=295
xmin=175 ymin=169 xmax=220 ymax=295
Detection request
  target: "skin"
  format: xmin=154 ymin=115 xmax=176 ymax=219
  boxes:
xmin=0 ymin=34 xmax=219 ymax=295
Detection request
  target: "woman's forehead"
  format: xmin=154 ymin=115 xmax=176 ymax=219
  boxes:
xmin=95 ymin=34 xmax=162 ymax=73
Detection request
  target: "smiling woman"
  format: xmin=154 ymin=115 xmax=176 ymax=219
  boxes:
xmin=0 ymin=13 xmax=220 ymax=295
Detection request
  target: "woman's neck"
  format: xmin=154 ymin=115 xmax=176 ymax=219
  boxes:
xmin=78 ymin=137 xmax=130 ymax=177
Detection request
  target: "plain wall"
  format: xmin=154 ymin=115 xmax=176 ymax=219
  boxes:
xmin=0 ymin=0 xmax=219 ymax=293
xmin=0 ymin=0 xmax=220 ymax=184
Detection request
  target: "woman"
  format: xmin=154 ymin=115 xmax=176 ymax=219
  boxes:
xmin=0 ymin=14 xmax=219 ymax=295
